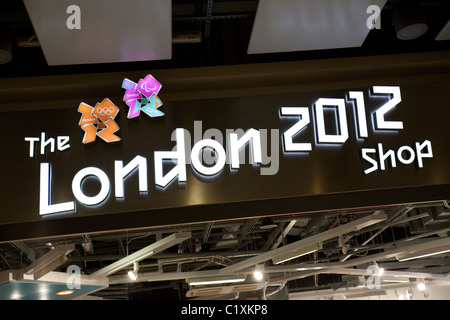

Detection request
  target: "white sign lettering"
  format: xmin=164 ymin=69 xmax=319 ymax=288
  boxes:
xmin=31 ymin=85 xmax=435 ymax=216
xmin=25 ymin=132 xmax=70 ymax=157
xmin=362 ymin=141 xmax=433 ymax=174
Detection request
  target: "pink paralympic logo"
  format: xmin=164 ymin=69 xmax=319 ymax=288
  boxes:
xmin=121 ymin=74 xmax=164 ymax=119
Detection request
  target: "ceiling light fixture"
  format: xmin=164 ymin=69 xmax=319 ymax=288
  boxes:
xmin=393 ymin=4 xmax=428 ymax=40
xmin=186 ymin=282 xmax=268 ymax=298
xmin=405 ymin=288 xmax=414 ymax=300
xmin=272 ymin=242 xmax=323 ymax=265
xmin=253 ymin=271 xmax=264 ymax=281
xmin=416 ymin=279 xmax=430 ymax=298
xmin=187 ymin=275 xmax=247 ymax=286
xmin=253 ymin=265 xmax=265 ymax=281
xmin=381 ymin=276 xmax=410 ymax=283
xmin=397 ymin=288 xmax=412 ymax=300
xmin=376 ymin=264 xmax=384 ymax=277
xmin=128 ymin=261 xmax=139 ymax=281
xmin=396 ymin=240 xmax=450 ymax=262
xmin=399 ymin=248 xmax=450 ymax=261
xmin=417 ymin=282 xmax=426 ymax=292
xmin=416 ymin=278 xmax=428 ymax=293
xmin=344 ymin=290 xmax=387 ymax=300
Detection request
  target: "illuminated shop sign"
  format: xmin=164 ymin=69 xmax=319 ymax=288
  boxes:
xmin=21 ymin=82 xmax=436 ymax=217
xmin=279 ymin=86 xmax=432 ymax=174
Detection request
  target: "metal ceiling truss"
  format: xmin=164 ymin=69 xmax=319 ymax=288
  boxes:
xmin=1 ymin=200 xmax=449 ymax=299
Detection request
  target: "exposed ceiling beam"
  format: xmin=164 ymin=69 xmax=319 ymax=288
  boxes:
xmin=265 ymin=223 xmax=285 ymax=250
xmin=328 ymin=268 xmax=446 ymax=280
xmin=218 ymin=212 xmax=387 ymax=274
xmin=270 ymin=220 xmax=297 ymax=250
xmin=108 ymin=244 xmax=448 ymax=285
xmin=89 ymin=232 xmax=191 ymax=279
xmin=10 ymin=241 xmax=36 ymax=262
xmin=289 ymin=280 xmax=450 ymax=300
xmin=268 ymin=237 xmax=450 ymax=285
xmin=241 ymin=218 xmax=259 ymax=239
xmin=202 ymin=222 xmax=213 ymax=244
xmin=341 ymin=206 xmax=413 ymax=261
xmin=301 ymin=212 xmax=328 ymax=238
xmin=24 ymin=244 xmax=74 ymax=280
xmin=109 ymin=269 xmax=222 ymax=285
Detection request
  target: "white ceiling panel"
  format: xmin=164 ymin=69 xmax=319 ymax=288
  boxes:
xmin=248 ymin=0 xmax=387 ymax=54
xmin=23 ymin=0 xmax=171 ymax=66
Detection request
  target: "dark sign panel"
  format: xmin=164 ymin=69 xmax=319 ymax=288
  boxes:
xmin=1 ymin=79 xmax=449 ymax=240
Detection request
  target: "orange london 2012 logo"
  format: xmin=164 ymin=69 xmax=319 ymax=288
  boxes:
xmin=77 ymin=98 xmax=121 ymax=144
